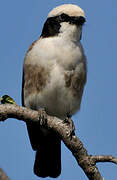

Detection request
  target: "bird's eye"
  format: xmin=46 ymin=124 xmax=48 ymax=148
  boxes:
xmin=60 ymin=13 xmax=70 ymax=22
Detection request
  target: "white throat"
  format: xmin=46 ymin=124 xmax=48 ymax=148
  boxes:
xmin=59 ymin=22 xmax=82 ymax=42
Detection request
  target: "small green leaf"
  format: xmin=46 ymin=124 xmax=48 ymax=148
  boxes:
xmin=0 ymin=95 xmax=16 ymax=105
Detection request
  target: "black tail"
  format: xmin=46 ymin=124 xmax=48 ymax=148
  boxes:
xmin=34 ymin=134 xmax=61 ymax=178
xmin=26 ymin=122 xmax=61 ymax=178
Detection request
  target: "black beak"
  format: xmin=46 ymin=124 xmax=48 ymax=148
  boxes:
xmin=70 ymin=16 xmax=86 ymax=26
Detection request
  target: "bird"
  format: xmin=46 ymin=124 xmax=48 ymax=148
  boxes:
xmin=22 ymin=4 xmax=87 ymax=178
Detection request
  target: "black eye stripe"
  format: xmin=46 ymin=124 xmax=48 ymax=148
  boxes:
xmin=69 ymin=16 xmax=86 ymax=25
xmin=54 ymin=13 xmax=86 ymax=25
xmin=41 ymin=13 xmax=86 ymax=38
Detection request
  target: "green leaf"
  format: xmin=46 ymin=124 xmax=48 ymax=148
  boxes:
xmin=0 ymin=95 xmax=16 ymax=104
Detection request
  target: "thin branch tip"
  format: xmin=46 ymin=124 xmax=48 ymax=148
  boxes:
xmin=92 ymin=155 xmax=117 ymax=164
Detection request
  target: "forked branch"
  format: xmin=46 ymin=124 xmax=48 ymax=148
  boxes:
xmin=0 ymin=104 xmax=117 ymax=180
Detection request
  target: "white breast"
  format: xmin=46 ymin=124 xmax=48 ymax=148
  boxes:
xmin=24 ymin=36 xmax=85 ymax=119
xmin=25 ymin=36 xmax=83 ymax=69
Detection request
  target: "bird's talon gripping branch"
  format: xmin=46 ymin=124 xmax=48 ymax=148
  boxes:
xmin=64 ymin=117 xmax=75 ymax=139
xmin=38 ymin=108 xmax=47 ymax=126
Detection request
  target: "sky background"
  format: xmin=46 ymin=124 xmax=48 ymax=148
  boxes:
xmin=0 ymin=0 xmax=117 ymax=180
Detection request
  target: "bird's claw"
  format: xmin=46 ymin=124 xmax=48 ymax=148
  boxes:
xmin=38 ymin=108 xmax=47 ymax=126
xmin=64 ymin=117 xmax=75 ymax=139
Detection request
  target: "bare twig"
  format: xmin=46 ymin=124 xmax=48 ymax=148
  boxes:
xmin=0 ymin=104 xmax=117 ymax=180
xmin=91 ymin=155 xmax=117 ymax=164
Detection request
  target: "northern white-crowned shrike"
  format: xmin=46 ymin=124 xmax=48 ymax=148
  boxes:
xmin=22 ymin=4 xmax=87 ymax=178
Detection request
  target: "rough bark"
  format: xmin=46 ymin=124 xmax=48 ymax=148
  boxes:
xmin=0 ymin=104 xmax=117 ymax=180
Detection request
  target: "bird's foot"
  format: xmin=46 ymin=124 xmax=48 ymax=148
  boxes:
xmin=38 ymin=108 xmax=47 ymax=126
xmin=64 ymin=116 xmax=75 ymax=139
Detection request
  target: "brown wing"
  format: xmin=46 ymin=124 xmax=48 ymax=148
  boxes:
xmin=22 ymin=62 xmax=50 ymax=149
xmin=22 ymin=38 xmax=39 ymax=106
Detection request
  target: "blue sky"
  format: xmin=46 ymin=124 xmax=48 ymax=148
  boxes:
xmin=0 ymin=0 xmax=117 ymax=179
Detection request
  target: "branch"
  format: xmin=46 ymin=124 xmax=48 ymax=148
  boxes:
xmin=91 ymin=155 xmax=117 ymax=164
xmin=0 ymin=104 xmax=117 ymax=180
xmin=0 ymin=168 xmax=10 ymax=180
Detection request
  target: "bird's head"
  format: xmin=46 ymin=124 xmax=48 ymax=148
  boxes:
xmin=41 ymin=4 xmax=86 ymax=41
